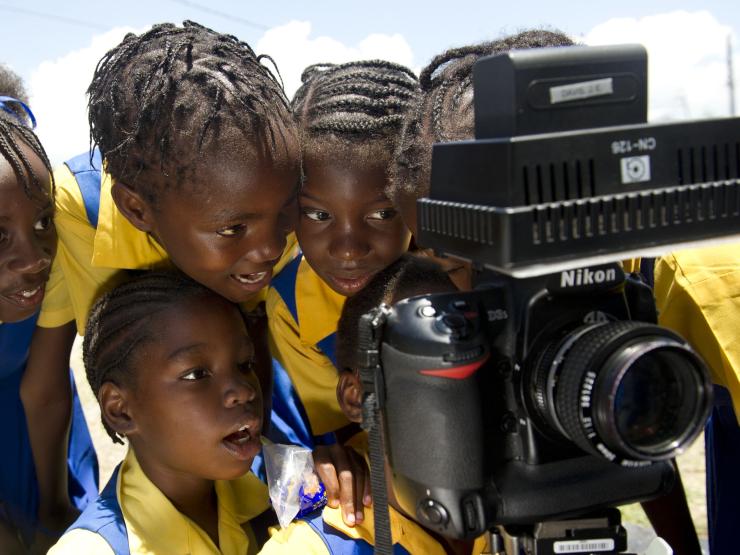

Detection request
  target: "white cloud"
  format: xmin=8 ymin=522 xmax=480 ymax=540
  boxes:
xmin=29 ymin=27 xmax=139 ymax=166
xmin=28 ymin=21 xmax=415 ymax=166
xmin=582 ymin=10 xmax=738 ymax=121
xmin=256 ymin=20 xmax=416 ymax=98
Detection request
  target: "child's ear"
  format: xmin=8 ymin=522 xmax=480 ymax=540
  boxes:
xmin=111 ymin=181 xmax=155 ymax=232
xmin=337 ymin=370 xmax=363 ymax=423
xmin=98 ymin=382 xmax=137 ymax=438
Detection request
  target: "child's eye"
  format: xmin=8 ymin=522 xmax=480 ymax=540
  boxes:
xmin=302 ymin=208 xmax=331 ymax=222
xmin=34 ymin=216 xmax=53 ymax=232
xmin=367 ymin=208 xmax=397 ymax=221
xmin=238 ymin=359 xmax=256 ymax=374
xmin=181 ymin=367 xmax=210 ymax=381
xmin=217 ymin=224 xmax=246 ymax=237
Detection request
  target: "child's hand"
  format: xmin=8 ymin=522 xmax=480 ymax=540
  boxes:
xmin=313 ymin=444 xmax=372 ymax=527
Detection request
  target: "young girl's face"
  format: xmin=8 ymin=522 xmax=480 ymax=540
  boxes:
xmin=297 ymin=155 xmax=411 ymax=296
xmin=127 ymin=141 xmax=299 ymax=305
xmin=0 ymin=146 xmax=55 ymax=322
xmin=123 ymin=294 xmax=263 ymax=481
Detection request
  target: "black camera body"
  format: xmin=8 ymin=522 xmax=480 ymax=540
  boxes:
xmin=358 ymin=43 xmax=732 ymax=549
xmin=377 ymin=263 xmax=708 ymax=539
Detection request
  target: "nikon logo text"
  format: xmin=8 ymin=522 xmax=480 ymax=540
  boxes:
xmin=560 ymin=267 xmax=617 ymax=288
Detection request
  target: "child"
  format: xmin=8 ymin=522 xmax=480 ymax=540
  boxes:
xmin=20 ymin=20 xmax=301 ymax=535
xmin=0 ymin=72 xmax=97 ymax=552
xmin=654 ymin=245 xmax=740 ymax=555
xmin=49 ymin=271 xmax=272 ymax=555
xmin=388 ymin=30 xmax=575 ymax=291
xmin=265 ymin=61 xmax=417 ymax=524
xmin=261 ymin=255 xmax=492 ymax=554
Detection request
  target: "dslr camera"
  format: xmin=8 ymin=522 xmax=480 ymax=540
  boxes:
xmin=359 ymin=45 xmax=740 ymax=553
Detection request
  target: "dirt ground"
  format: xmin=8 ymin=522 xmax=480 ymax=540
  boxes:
xmin=70 ymin=336 xmax=709 ymax=541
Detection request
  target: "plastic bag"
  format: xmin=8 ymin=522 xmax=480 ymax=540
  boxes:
xmin=263 ymin=443 xmax=327 ymax=528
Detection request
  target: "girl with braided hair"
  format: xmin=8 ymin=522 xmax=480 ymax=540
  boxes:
xmin=0 ymin=69 xmax=98 ymax=553
xmin=20 ymin=20 xmax=300 ymax=542
xmin=264 ymin=60 xmax=417 ymax=527
xmin=50 ymin=272 xmax=272 ymax=554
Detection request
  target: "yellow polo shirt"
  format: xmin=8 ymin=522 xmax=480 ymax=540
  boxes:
xmin=266 ymin=256 xmax=349 ymax=436
xmin=39 ymin=162 xmax=296 ymax=334
xmin=48 ymin=448 xmax=270 ymax=555
xmin=654 ymin=243 xmax=740 ymax=424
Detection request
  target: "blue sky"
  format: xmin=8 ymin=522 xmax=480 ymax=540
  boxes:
xmin=1 ymin=1 xmax=738 ymax=163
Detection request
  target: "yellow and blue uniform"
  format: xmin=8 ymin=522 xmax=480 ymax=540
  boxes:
xmin=265 ymin=254 xmax=349 ymax=448
xmin=0 ymin=313 xmax=98 ymax=543
xmin=39 ymin=150 xmax=296 ymax=333
xmin=654 ymin=243 xmax=740 ymax=555
xmin=49 ymin=449 xmax=270 ymax=555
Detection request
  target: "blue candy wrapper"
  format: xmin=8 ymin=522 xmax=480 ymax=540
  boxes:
xmin=263 ymin=443 xmax=327 ymax=527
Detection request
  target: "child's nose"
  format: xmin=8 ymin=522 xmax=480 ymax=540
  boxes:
xmin=245 ymin=225 xmax=286 ymax=265
xmin=7 ymin=234 xmax=52 ymax=274
xmin=223 ymin=374 xmax=258 ymax=407
xmin=328 ymin=232 xmax=370 ymax=261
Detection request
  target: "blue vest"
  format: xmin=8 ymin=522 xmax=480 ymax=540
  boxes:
xmin=265 ymin=255 xmax=336 ymax=447
xmin=65 ymin=149 xmax=103 ymax=227
xmin=66 ymin=465 xmax=129 ymax=554
xmin=299 ymin=510 xmax=411 ymax=555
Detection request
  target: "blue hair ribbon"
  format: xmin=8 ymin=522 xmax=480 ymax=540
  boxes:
xmin=0 ymin=96 xmax=37 ymax=129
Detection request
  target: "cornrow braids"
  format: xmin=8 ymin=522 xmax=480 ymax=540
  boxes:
xmin=87 ymin=20 xmax=297 ymax=204
xmin=293 ymin=60 xmax=419 ymax=151
xmin=336 ymin=254 xmax=454 ymax=372
xmin=82 ymin=271 xmax=223 ymax=443
xmin=0 ymin=111 xmax=54 ymax=201
xmin=388 ymin=29 xmax=574 ymax=206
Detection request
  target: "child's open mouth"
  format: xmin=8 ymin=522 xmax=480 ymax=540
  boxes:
xmin=1 ymin=282 xmax=46 ymax=309
xmin=222 ymin=423 xmax=260 ymax=461
xmin=230 ymin=270 xmax=271 ymax=291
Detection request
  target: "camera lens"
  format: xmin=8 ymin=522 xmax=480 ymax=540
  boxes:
xmin=531 ymin=321 xmax=712 ymax=463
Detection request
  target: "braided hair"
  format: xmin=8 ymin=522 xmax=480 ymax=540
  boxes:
xmin=0 ymin=93 xmax=54 ymax=200
xmin=336 ymin=254 xmax=454 ymax=372
xmin=292 ymin=60 xmax=419 ymax=165
xmin=388 ymin=29 xmax=574 ymax=206
xmin=83 ymin=271 xmax=228 ymax=443
xmin=87 ymin=20 xmax=298 ymax=204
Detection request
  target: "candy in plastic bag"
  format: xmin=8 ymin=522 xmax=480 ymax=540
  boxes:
xmin=263 ymin=443 xmax=327 ymax=528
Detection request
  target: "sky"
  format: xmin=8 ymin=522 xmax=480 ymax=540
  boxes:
xmin=0 ymin=0 xmax=738 ymax=164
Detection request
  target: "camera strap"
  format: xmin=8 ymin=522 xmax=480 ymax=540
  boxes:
xmin=357 ymin=306 xmax=393 ymax=555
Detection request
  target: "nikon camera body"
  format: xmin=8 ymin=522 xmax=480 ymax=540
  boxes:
xmin=376 ymin=263 xmax=710 ymax=539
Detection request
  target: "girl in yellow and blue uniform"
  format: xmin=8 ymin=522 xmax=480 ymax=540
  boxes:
xmin=0 ymin=93 xmax=97 ymax=551
xmin=49 ymin=273 xmax=274 ymax=555
xmin=265 ymin=61 xmax=417 ymax=523
xmin=22 ymin=20 xmax=302 ymax=532
xmin=654 ymin=244 xmax=740 ymax=555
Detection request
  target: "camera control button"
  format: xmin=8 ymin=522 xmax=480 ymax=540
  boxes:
xmin=418 ymin=305 xmax=437 ymax=318
xmin=417 ymin=498 xmax=448 ymax=527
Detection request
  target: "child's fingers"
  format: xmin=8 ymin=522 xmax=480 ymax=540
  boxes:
xmin=335 ymin=450 xmax=357 ymax=526
xmin=313 ymin=446 xmax=341 ymax=508
xmin=361 ymin=457 xmax=373 ymax=507
xmin=351 ymin=451 xmax=366 ymax=523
